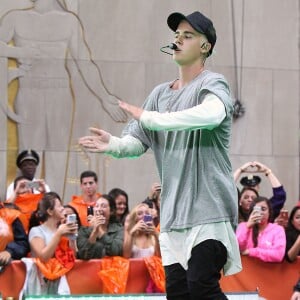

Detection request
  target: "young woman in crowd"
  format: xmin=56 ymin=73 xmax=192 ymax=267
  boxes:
xmin=285 ymin=205 xmax=300 ymax=262
xmin=76 ymin=194 xmax=124 ymax=259
xmin=236 ymin=196 xmax=286 ymax=262
xmin=123 ymin=203 xmax=160 ymax=258
xmin=108 ymin=188 xmax=129 ymax=225
xmin=123 ymin=203 xmax=161 ymax=292
xmin=63 ymin=204 xmax=82 ymax=228
xmin=5 ymin=176 xmax=48 ymax=233
xmin=27 ymin=192 xmax=78 ymax=294
xmin=238 ymin=187 xmax=259 ymax=223
xmin=142 ymin=198 xmax=160 ymax=230
xmin=28 ymin=192 xmax=78 ymax=262
xmin=234 ymin=161 xmax=286 ymax=220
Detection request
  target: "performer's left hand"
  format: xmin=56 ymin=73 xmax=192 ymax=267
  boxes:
xmin=118 ymin=100 xmax=144 ymax=120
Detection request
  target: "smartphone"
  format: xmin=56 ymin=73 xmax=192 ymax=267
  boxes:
xmin=26 ymin=181 xmax=39 ymax=189
xmin=253 ymin=206 xmax=262 ymax=223
xmin=253 ymin=206 xmax=262 ymax=214
xmin=66 ymin=214 xmax=77 ymax=240
xmin=66 ymin=213 xmax=77 ymax=224
xmin=87 ymin=206 xmax=94 ymax=216
xmin=143 ymin=214 xmax=153 ymax=224
xmin=280 ymin=210 xmax=289 ymax=220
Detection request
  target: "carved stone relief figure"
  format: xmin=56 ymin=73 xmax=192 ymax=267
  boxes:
xmin=0 ymin=0 xmax=126 ymax=197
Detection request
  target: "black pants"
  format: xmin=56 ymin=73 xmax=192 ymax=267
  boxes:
xmin=164 ymin=239 xmax=228 ymax=300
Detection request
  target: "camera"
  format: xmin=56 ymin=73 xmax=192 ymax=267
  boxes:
xmin=26 ymin=181 xmax=39 ymax=189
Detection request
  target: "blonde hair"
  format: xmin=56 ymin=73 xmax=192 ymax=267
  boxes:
xmin=126 ymin=203 xmax=150 ymax=233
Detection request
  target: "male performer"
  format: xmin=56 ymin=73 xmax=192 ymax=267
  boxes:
xmin=80 ymin=11 xmax=241 ymax=300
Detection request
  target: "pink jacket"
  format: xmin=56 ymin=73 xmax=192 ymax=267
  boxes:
xmin=236 ymin=222 xmax=286 ymax=262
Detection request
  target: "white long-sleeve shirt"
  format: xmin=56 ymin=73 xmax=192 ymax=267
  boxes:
xmin=106 ymin=94 xmax=225 ymax=157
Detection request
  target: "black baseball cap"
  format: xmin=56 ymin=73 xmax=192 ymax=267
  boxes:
xmin=167 ymin=11 xmax=216 ymax=57
xmin=16 ymin=149 xmax=39 ymax=168
xmin=240 ymin=175 xmax=261 ymax=187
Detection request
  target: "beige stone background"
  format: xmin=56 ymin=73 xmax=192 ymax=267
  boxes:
xmin=0 ymin=0 xmax=299 ymax=211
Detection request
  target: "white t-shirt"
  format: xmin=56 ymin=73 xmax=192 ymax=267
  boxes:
xmin=6 ymin=178 xmax=50 ymax=200
xmin=28 ymin=224 xmax=55 ymax=257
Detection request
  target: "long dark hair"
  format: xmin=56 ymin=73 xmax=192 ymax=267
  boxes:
xmin=238 ymin=187 xmax=259 ymax=222
xmin=99 ymin=194 xmax=118 ymax=224
xmin=285 ymin=206 xmax=300 ymax=253
xmin=249 ymin=196 xmax=273 ymax=247
xmin=29 ymin=192 xmax=61 ymax=230
xmin=63 ymin=204 xmax=82 ymax=228
xmin=286 ymin=206 xmax=300 ymax=231
xmin=108 ymin=188 xmax=129 ymax=224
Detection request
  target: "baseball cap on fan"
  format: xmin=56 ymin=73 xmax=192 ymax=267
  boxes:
xmin=167 ymin=11 xmax=217 ymax=56
xmin=240 ymin=175 xmax=261 ymax=187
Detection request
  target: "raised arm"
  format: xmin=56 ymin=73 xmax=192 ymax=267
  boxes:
xmin=253 ymin=161 xmax=282 ymax=188
xmin=233 ymin=161 xmax=254 ymax=182
xmin=253 ymin=161 xmax=286 ymax=218
xmin=119 ymin=94 xmax=226 ymax=132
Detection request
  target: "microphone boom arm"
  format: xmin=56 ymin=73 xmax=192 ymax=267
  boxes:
xmin=160 ymin=43 xmax=178 ymax=55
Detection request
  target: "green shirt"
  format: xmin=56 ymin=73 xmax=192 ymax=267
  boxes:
xmin=77 ymin=222 xmax=124 ymax=259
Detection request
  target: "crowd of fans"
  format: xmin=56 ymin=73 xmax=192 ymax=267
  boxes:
xmin=0 ymin=151 xmax=299 ymax=298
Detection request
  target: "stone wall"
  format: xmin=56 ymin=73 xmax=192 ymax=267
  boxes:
xmin=0 ymin=0 xmax=298 ymax=209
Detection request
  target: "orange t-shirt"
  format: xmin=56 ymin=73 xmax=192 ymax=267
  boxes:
xmin=68 ymin=193 xmax=101 ymax=226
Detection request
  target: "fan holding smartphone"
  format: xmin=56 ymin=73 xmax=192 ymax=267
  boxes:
xmin=76 ymin=195 xmax=124 ymax=260
xmin=123 ymin=203 xmax=162 ymax=292
xmin=143 ymin=214 xmax=153 ymax=226
xmin=123 ymin=203 xmax=160 ymax=258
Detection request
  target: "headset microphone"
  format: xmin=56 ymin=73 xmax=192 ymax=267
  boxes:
xmin=168 ymin=43 xmax=178 ymax=50
xmin=160 ymin=43 xmax=178 ymax=55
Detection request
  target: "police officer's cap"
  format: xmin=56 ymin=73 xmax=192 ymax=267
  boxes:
xmin=16 ymin=149 xmax=40 ymax=168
